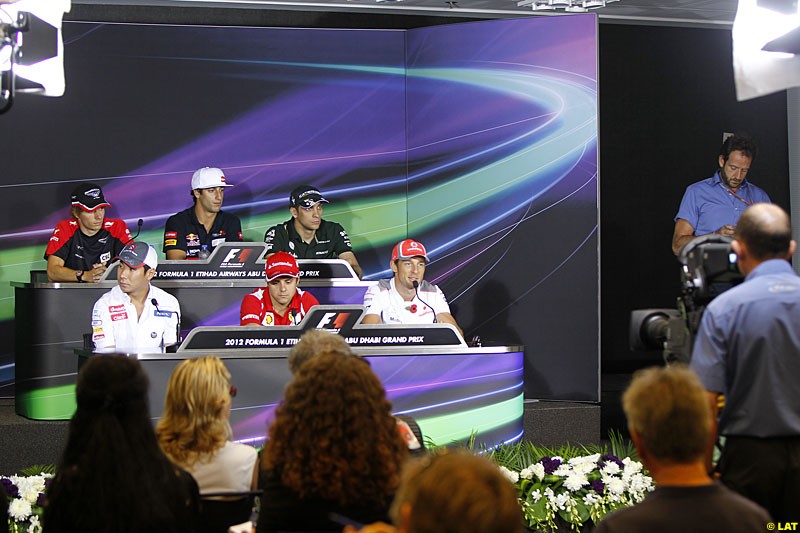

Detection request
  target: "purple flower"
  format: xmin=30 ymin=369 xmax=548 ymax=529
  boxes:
xmin=1 ymin=478 xmax=19 ymax=498
xmin=539 ymin=457 xmax=562 ymax=475
xmin=598 ymin=454 xmax=624 ymax=471
xmin=590 ymin=479 xmax=605 ymax=495
xmin=36 ymin=492 xmax=47 ymax=507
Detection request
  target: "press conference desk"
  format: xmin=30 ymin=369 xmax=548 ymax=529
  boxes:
xmin=114 ymin=307 xmax=524 ymax=448
xmin=13 ymin=243 xmax=524 ymax=447
xmin=12 ymin=243 xmax=371 ymax=419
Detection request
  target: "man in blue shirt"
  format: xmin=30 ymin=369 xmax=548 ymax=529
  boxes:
xmin=672 ymin=135 xmax=771 ymax=254
xmin=690 ymin=203 xmax=800 ymax=522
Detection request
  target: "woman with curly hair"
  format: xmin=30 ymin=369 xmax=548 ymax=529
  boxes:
xmin=257 ymin=351 xmax=408 ymax=532
xmin=156 ymin=356 xmax=257 ymax=494
xmin=44 ymin=355 xmax=200 ymax=533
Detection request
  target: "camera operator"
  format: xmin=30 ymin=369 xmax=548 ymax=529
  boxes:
xmin=690 ymin=203 xmax=800 ymax=522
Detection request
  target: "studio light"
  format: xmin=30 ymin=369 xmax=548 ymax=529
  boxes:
xmin=0 ymin=0 xmax=70 ymax=114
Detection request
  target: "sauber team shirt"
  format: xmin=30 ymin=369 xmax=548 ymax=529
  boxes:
xmin=264 ymin=218 xmax=352 ymax=259
xmin=92 ymin=285 xmax=180 ymax=353
xmin=163 ymin=207 xmax=243 ymax=259
xmin=240 ymin=287 xmax=319 ymax=326
xmin=44 ymin=218 xmax=131 ymax=271
xmin=363 ymin=278 xmax=450 ymax=324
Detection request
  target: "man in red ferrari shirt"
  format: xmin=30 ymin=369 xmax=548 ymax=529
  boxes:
xmin=240 ymin=252 xmax=319 ymax=326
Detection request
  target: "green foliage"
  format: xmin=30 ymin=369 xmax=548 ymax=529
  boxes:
xmin=17 ymin=465 xmax=56 ymax=477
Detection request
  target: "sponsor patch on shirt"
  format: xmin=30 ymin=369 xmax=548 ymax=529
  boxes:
xmin=264 ymin=313 xmax=274 ymax=325
xmin=165 ymin=231 xmax=178 ymax=239
xmin=92 ymin=327 xmax=103 ymax=333
xmin=186 ymin=233 xmax=200 ymax=247
xmin=109 ymin=305 xmax=125 ymax=313
xmin=154 ymin=309 xmax=173 ymax=318
xmin=100 ymin=252 xmax=111 ymax=263
xmin=211 ymin=238 xmax=225 ymax=247
xmin=92 ymin=320 xmax=102 ymax=326
xmin=242 ymin=313 xmax=260 ymax=322
xmin=164 ymin=239 xmax=177 ymax=246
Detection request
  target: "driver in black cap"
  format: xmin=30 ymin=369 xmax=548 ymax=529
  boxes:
xmin=44 ymin=182 xmax=131 ymax=283
xmin=263 ymin=185 xmax=362 ymax=279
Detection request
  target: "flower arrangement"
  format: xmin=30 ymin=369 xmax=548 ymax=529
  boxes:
xmin=487 ymin=437 xmax=654 ymax=532
xmin=2 ymin=466 xmax=55 ymax=533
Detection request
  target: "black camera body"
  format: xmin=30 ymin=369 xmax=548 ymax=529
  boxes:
xmin=630 ymin=235 xmax=744 ymax=364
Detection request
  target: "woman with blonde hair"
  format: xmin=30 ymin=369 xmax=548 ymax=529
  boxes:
xmin=156 ymin=356 xmax=257 ymax=493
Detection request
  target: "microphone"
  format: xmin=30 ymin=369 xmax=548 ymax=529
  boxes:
xmin=152 ymin=298 xmax=181 ymax=349
xmin=151 ymin=298 xmax=164 ymax=351
xmin=412 ymin=280 xmax=437 ymax=323
xmin=125 ymin=219 xmax=144 ymax=245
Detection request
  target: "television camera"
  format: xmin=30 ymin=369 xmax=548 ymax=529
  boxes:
xmin=629 ymin=234 xmax=744 ymax=364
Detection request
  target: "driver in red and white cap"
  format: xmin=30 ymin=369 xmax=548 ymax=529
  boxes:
xmin=362 ymin=239 xmax=463 ymax=338
xmin=240 ymin=251 xmax=319 ymax=326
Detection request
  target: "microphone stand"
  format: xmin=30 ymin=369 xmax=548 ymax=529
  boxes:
xmin=412 ymin=281 xmax=437 ymax=323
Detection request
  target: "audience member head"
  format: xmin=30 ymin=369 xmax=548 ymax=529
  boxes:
xmin=264 ymin=352 xmax=407 ymax=507
xmin=46 ymin=355 xmax=195 ymax=532
xmin=622 ymin=365 xmax=710 ymax=464
xmin=157 ymin=356 xmax=233 ymax=467
xmin=288 ymin=329 xmax=354 ymax=375
xmin=734 ymin=203 xmax=795 ymax=266
xmin=390 ymin=450 xmax=523 ymax=533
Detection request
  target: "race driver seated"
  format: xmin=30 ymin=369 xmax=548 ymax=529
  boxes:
xmin=362 ymin=239 xmax=463 ymax=338
xmin=240 ymin=252 xmax=319 ymax=326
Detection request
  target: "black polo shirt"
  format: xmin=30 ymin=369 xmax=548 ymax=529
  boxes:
xmin=264 ymin=218 xmax=352 ymax=259
xmin=163 ymin=207 xmax=243 ymax=259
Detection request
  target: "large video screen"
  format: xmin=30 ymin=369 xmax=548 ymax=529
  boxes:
xmin=0 ymin=15 xmax=598 ymax=401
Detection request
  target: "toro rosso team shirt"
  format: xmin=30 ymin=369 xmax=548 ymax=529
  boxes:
xmin=92 ymin=285 xmax=180 ymax=353
xmin=44 ymin=218 xmax=131 ymax=271
xmin=163 ymin=207 xmax=243 ymax=259
xmin=240 ymin=287 xmax=319 ymax=326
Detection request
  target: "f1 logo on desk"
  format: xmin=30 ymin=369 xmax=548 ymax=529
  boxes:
xmin=220 ymin=248 xmax=254 ymax=267
xmin=316 ymin=312 xmax=351 ymax=331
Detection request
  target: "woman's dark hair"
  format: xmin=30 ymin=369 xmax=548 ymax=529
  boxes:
xmin=44 ymin=355 xmax=198 ymax=533
xmin=263 ymin=352 xmax=407 ymax=507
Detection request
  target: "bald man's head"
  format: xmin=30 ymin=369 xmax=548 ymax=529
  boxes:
xmin=735 ymin=203 xmax=793 ymax=260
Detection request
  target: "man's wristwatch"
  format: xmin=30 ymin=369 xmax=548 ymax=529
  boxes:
xmin=75 ymin=270 xmax=85 ymax=283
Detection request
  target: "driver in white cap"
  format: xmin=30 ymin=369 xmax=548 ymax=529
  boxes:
xmin=91 ymin=241 xmax=181 ymax=353
xmin=163 ymin=167 xmax=243 ymax=260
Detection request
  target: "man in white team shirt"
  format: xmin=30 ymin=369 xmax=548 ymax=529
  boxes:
xmin=91 ymin=241 xmax=180 ymax=353
xmin=362 ymin=239 xmax=463 ymax=338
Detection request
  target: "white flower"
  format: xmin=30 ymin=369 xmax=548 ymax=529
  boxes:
xmin=622 ymin=457 xmax=642 ymax=474
xmin=564 ymin=472 xmax=589 ymax=492
xmin=553 ymin=492 xmax=571 ymax=510
xmin=583 ymin=492 xmax=600 ymax=506
xmin=553 ymin=463 xmax=572 ymax=477
xmin=520 ymin=466 xmax=534 ymax=480
xmin=498 ymin=466 xmax=519 ymax=484
xmin=9 ymin=498 xmax=32 ymax=521
xmin=28 ymin=515 xmax=42 ymax=533
xmin=530 ymin=462 xmax=546 ymax=480
xmin=531 ymin=489 xmax=542 ymax=502
xmin=606 ymin=478 xmax=626 ymax=495
xmin=601 ymin=461 xmax=621 ymax=476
